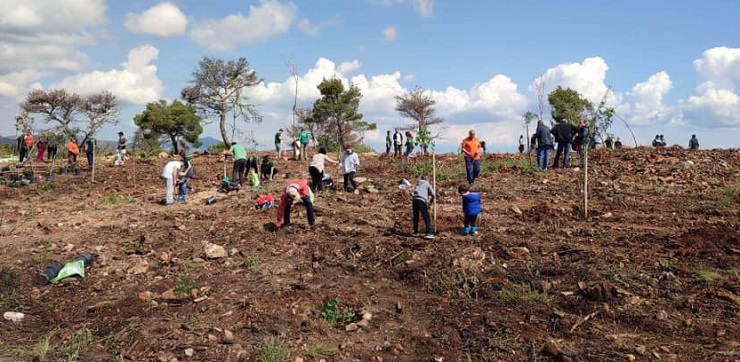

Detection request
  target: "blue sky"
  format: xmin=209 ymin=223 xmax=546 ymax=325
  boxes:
xmin=1 ymin=0 xmax=739 ymax=152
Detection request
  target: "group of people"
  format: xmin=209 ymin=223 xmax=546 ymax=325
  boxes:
xmin=14 ymin=130 xmax=128 ymax=170
xmin=273 ymin=128 xmax=312 ymax=161
xmin=531 ymin=119 xmax=591 ymax=171
xmin=384 ymin=129 xmax=417 ymax=158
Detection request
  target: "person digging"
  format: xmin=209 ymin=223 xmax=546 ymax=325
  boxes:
xmin=275 ymin=179 xmax=315 ymax=230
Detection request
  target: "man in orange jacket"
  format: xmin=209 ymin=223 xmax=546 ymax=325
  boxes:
xmin=461 ymin=129 xmax=483 ymax=185
xmin=276 ymin=179 xmax=315 ymax=229
xmin=67 ymin=138 xmax=79 ymax=166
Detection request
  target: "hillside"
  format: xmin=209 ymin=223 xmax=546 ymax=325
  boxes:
xmin=0 ymin=147 xmax=738 ymax=361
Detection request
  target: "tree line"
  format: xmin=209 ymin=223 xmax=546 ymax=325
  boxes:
xmin=16 ymin=56 xmax=615 ymax=155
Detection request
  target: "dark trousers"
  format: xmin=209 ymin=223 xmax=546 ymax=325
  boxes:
xmin=19 ymin=146 xmax=28 ymax=162
xmin=48 ymin=145 xmax=58 ymax=160
xmin=464 ymin=158 xmax=481 ymax=185
xmin=394 ymin=144 xmax=402 ymax=157
xmin=86 ymin=151 xmax=94 ymax=167
xmin=386 ymin=144 xmax=391 ymax=155
xmin=284 ymin=196 xmax=315 ymax=227
xmin=343 ymin=171 xmax=357 ymax=191
xmin=309 ymin=166 xmax=324 ymax=191
xmin=412 ymin=198 xmax=432 ymax=235
xmin=232 ymin=159 xmax=247 ymax=185
xmin=464 ymin=214 xmax=478 ymax=227
xmin=553 ymin=142 xmax=571 ymax=168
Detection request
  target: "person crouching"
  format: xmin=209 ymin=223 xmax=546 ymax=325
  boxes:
xmin=276 ymin=179 xmax=315 ymax=229
xmin=458 ymin=184 xmax=481 ymax=236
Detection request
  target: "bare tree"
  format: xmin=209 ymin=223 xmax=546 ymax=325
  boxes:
xmin=181 ymin=57 xmax=262 ymax=146
xmin=286 ymin=60 xmax=300 ymax=126
xmin=21 ymin=89 xmax=119 ymax=145
xmin=395 ymin=86 xmax=444 ymax=154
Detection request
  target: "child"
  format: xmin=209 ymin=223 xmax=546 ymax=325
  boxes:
xmin=412 ymin=176 xmax=436 ymax=239
xmin=458 ymin=184 xmax=481 ymax=236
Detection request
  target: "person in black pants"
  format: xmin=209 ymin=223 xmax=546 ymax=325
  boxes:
xmin=411 ymin=176 xmax=436 ymax=239
xmin=308 ymin=147 xmax=338 ymax=192
xmin=550 ymin=120 xmax=576 ymax=168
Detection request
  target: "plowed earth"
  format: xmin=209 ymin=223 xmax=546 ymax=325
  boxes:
xmin=0 ymin=147 xmax=739 ymax=362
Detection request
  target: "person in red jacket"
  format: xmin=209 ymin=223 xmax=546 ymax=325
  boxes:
xmin=276 ymin=179 xmax=315 ymax=229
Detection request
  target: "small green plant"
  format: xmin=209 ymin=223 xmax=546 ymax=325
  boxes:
xmin=714 ymin=187 xmax=740 ymax=208
xmin=261 ymin=337 xmax=289 ymax=362
xmin=320 ymin=297 xmax=355 ymax=325
xmin=66 ymin=328 xmax=94 ymax=361
xmin=124 ymin=240 xmax=146 ymax=255
xmin=99 ymin=194 xmax=133 ymax=205
xmin=695 ymin=268 xmax=722 ymax=283
xmin=241 ymin=255 xmax=260 ymax=270
xmin=32 ymin=329 xmax=57 ymax=360
xmin=658 ymin=258 xmax=673 ymax=272
xmin=497 ymin=283 xmax=551 ymax=306
xmin=305 ymin=344 xmax=335 ymax=359
xmin=174 ymin=276 xmax=196 ymax=298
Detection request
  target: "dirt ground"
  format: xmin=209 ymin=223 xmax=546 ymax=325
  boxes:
xmin=0 ymin=147 xmax=739 ymax=362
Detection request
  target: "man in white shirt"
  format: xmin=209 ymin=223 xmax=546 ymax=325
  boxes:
xmin=161 ymin=160 xmax=183 ymax=205
xmin=340 ymin=147 xmax=361 ymax=194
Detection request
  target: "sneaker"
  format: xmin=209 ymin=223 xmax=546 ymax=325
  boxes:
xmin=353 ymin=189 xmax=360 ymax=195
xmin=425 ymin=234 xmax=435 ymax=239
xmin=412 ymin=232 xmax=420 ymax=237
xmin=462 ymin=227 xmax=470 ymax=236
xmin=471 ymin=227 xmax=478 ymax=236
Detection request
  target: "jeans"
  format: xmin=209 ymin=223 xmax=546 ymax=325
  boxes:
xmin=284 ymin=196 xmax=315 ymax=227
xmin=537 ymin=146 xmax=551 ymax=171
xmin=86 ymin=151 xmax=94 ymax=167
xmin=412 ymin=198 xmax=432 ymax=235
xmin=553 ymin=142 xmax=571 ymax=168
xmin=343 ymin=171 xmax=357 ymax=191
xmin=163 ymin=177 xmax=175 ymax=204
xmin=464 ymin=158 xmax=481 ymax=185
xmin=301 ymin=143 xmax=308 ymax=160
xmin=394 ymin=144 xmax=402 ymax=157
xmin=275 ymin=144 xmax=281 ymax=159
xmin=179 ymin=178 xmax=189 ymax=198
xmin=464 ymin=214 xmax=478 ymax=227
xmin=309 ymin=166 xmax=323 ymax=191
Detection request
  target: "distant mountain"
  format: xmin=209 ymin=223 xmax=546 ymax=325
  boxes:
xmin=198 ymin=136 xmax=223 ymax=151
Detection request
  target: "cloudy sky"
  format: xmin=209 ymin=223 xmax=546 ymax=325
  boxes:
xmin=1 ymin=0 xmax=739 ymax=152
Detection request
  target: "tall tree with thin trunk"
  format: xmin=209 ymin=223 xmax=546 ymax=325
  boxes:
xmin=181 ymin=57 xmax=262 ymax=146
xmin=395 ymin=86 xmax=444 ymax=154
xmin=534 ymin=78 xmax=547 ymax=121
xmin=310 ymin=78 xmax=375 ymax=151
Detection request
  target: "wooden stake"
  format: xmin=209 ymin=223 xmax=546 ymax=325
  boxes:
xmin=91 ymin=144 xmax=95 ymax=184
xmin=584 ymin=147 xmax=589 ymax=219
xmin=432 ymin=151 xmax=437 ymax=234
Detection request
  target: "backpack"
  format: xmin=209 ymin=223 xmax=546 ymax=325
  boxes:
xmin=255 ymin=194 xmax=275 ymax=210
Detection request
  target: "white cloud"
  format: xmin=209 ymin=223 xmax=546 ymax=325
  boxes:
xmin=338 ymin=60 xmax=362 ymax=74
xmin=52 ymin=45 xmax=163 ymax=105
xmin=531 ymin=56 xmax=613 ymax=104
xmin=297 ymin=18 xmax=320 ymax=36
xmin=189 ymin=0 xmax=298 ymax=52
xmin=370 ymin=0 xmax=434 ymax=16
xmin=619 ymin=71 xmax=674 ymax=125
xmin=125 ymin=2 xmax=188 ymax=37
xmin=413 ymin=0 xmax=435 ymax=17
xmin=0 ymin=0 xmax=106 ymax=33
xmin=383 ymin=26 xmax=398 ymax=41
xmin=681 ymin=47 xmax=740 ymax=127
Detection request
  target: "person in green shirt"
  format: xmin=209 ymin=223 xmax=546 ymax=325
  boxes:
xmin=274 ymin=129 xmax=283 ymax=159
xmin=260 ymin=156 xmax=278 ymax=181
xmin=229 ymin=142 xmax=247 ymax=186
xmin=84 ymin=137 xmax=95 ymax=169
xmin=299 ymin=128 xmax=310 ymax=160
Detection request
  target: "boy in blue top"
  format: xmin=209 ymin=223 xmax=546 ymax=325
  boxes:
xmin=458 ymin=184 xmax=481 ymax=236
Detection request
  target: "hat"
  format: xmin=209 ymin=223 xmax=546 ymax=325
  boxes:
xmin=286 ymin=187 xmax=300 ymax=201
xmin=118 ymin=131 xmax=124 ymax=135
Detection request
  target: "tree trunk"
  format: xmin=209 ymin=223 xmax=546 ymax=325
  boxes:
xmin=219 ymin=101 xmax=231 ymax=146
xmin=170 ymin=135 xmax=179 ymax=154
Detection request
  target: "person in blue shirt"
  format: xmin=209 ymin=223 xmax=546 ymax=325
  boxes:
xmin=458 ymin=184 xmax=481 ymax=236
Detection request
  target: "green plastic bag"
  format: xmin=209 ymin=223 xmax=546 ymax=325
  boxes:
xmin=50 ymin=260 xmax=86 ymax=283
xmin=251 ymin=172 xmax=260 ymax=188
xmin=309 ymin=189 xmax=315 ymax=204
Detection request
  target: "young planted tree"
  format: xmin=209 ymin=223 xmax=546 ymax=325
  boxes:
xmin=21 ymin=89 xmax=120 ymax=146
xmin=395 ymin=86 xmax=444 ymax=154
xmin=310 ymin=78 xmax=376 ymax=151
xmin=133 ymin=100 xmax=203 ymax=154
xmin=181 ymin=57 xmax=262 ymax=146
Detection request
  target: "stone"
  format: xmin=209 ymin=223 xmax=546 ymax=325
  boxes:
xmin=345 ymin=323 xmax=359 ymax=332
xmin=221 ymin=329 xmax=235 ymax=344
xmin=161 ymin=289 xmax=179 ymax=300
xmin=204 ymin=243 xmax=227 ymax=259
xmin=229 ymin=248 xmax=240 ymax=256
xmin=3 ymin=311 xmax=25 ymax=323
xmin=354 ymin=177 xmax=367 ymax=183
xmin=184 ymin=348 xmax=194 ymax=357
xmin=510 ymin=206 xmax=523 ymax=215
xmin=138 ymin=291 xmax=153 ymax=303
xmin=634 ymin=345 xmax=646 ymax=355
xmin=508 ymin=246 xmax=531 ymax=260
xmin=357 ymin=319 xmax=369 ymax=328
xmin=128 ymin=260 xmax=149 ymax=275
xmin=452 ymin=246 xmax=486 ymax=270
xmin=362 ymin=312 xmax=373 ymax=321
